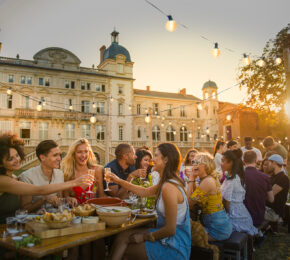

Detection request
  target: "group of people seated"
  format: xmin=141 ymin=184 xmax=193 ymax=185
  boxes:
xmin=0 ymin=133 xmax=289 ymax=260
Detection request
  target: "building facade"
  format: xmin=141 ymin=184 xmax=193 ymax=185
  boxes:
xmin=0 ymin=31 xmax=219 ymax=168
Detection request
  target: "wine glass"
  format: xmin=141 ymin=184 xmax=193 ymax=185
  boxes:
xmin=15 ymin=209 xmax=28 ymax=232
xmin=104 ymin=167 xmax=112 ymax=192
xmin=86 ymin=169 xmax=95 ymax=199
xmin=129 ymin=192 xmax=137 ymax=202
xmin=6 ymin=217 xmax=18 ymax=235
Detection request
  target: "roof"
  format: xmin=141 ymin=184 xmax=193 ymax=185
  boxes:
xmin=102 ymin=42 xmax=131 ymax=62
xmin=133 ymin=89 xmax=201 ymax=101
xmin=202 ymin=80 xmax=218 ymax=89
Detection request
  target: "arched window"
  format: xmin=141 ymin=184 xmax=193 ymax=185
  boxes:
xmin=152 ymin=125 xmax=161 ymax=141
xmin=166 ymin=125 xmax=175 ymax=141
xmin=180 ymin=126 xmax=188 ymax=142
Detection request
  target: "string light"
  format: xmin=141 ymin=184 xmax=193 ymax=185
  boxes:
xmin=169 ymin=121 xmax=172 ymax=125
xmin=37 ymin=101 xmax=43 ymax=112
xmin=197 ymin=102 xmax=202 ymax=110
xmin=256 ymin=57 xmax=266 ymax=67
xmin=69 ymin=104 xmax=73 ymax=111
xmin=42 ymin=98 xmax=46 ymax=107
xmin=243 ymin=54 xmax=251 ymax=66
xmin=191 ymin=119 xmax=195 ymax=123
xmin=189 ymin=133 xmax=192 ymax=138
xmin=145 ymin=113 xmax=150 ymax=123
xmin=206 ymin=128 xmax=210 ymax=134
xmin=173 ymin=130 xmax=176 ymax=135
xmin=161 ymin=122 xmax=164 ymax=127
xmin=92 ymin=102 xmax=97 ymax=109
xmin=211 ymin=43 xmax=220 ymax=57
xmin=274 ymin=56 xmax=282 ymax=65
xmin=110 ymin=96 xmax=114 ymax=102
xmin=90 ymin=114 xmax=97 ymax=123
xmin=165 ymin=15 xmax=177 ymax=32
xmin=128 ymin=105 xmax=132 ymax=110
xmin=7 ymin=87 xmax=12 ymax=95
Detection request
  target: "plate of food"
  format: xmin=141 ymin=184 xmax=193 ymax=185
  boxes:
xmin=132 ymin=209 xmax=157 ymax=218
xmin=26 ymin=215 xmax=44 ymax=223
xmin=43 ymin=209 xmax=74 ymax=229
xmin=72 ymin=204 xmax=95 ymax=217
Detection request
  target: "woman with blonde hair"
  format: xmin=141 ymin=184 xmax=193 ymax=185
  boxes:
xmin=61 ymin=138 xmax=105 ymax=203
xmin=186 ymin=153 xmax=232 ymax=241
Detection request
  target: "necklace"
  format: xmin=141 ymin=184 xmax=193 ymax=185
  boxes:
xmin=199 ymin=175 xmax=209 ymax=183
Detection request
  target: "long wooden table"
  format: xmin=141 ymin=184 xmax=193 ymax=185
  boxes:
xmin=0 ymin=217 xmax=156 ymax=258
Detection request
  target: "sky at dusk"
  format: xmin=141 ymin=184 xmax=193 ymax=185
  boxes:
xmin=0 ymin=0 xmax=289 ymax=103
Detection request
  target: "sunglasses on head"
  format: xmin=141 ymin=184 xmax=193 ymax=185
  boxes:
xmin=191 ymin=160 xmax=202 ymax=165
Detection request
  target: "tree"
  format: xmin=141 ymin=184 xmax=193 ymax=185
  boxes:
xmin=237 ymin=23 xmax=290 ymax=136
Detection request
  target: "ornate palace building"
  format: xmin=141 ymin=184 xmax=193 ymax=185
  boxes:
xmin=0 ymin=31 xmax=219 ymax=168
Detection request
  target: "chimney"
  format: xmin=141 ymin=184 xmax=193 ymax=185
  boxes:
xmin=99 ymin=45 xmax=106 ymax=64
xmin=146 ymin=86 xmax=150 ymax=91
xmin=179 ymin=88 xmax=186 ymax=95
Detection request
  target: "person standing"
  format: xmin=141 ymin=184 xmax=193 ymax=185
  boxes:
xmin=213 ymin=141 xmax=227 ymax=173
xmin=263 ymin=136 xmax=288 ymax=165
xmin=243 ymin=150 xmax=274 ymax=227
xmin=241 ymin=137 xmax=262 ymax=164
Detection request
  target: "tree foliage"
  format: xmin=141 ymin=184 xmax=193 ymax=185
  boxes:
xmin=237 ymin=23 xmax=289 ymax=113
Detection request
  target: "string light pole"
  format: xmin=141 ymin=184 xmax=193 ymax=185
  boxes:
xmin=145 ymin=107 xmax=153 ymax=152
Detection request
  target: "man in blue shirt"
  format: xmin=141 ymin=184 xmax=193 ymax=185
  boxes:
xmin=105 ymin=143 xmax=146 ymax=198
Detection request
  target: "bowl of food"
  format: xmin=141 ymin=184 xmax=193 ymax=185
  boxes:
xmin=96 ymin=206 xmax=131 ymax=227
xmin=72 ymin=204 xmax=96 ymax=217
xmin=43 ymin=209 xmax=74 ymax=229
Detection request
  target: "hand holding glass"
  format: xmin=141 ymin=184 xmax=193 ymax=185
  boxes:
xmin=104 ymin=168 xmax=112 ymax=192
xmin=86 ymin=169 xmax=95 ymax=198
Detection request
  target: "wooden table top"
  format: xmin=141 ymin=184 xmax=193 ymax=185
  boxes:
xmin=0 ymin=217 xmax=156 ymax=258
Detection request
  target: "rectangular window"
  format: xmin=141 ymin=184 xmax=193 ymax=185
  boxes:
xmin=96 ymin=102 xmax=105 ymax=114
xmin=118 ymin=103 xmax=123 ymax=115
xmin=96 ymin=84 xmax=100 ymax=92
xmin=118 ymin=86 xmax=123 ymax=94
xmin=65 ymin=124 xmax=75 ymax=138
xmin=87 ymin=83 xmax=91 ymax=90
xmin=0 ymin=120 xmax=12 ymax=133
xmin=27 ymin=76 xmax=32 ymax=85
xmin=70 ymin=81 xmax=75 ymax=89
xmin=81 ymin=124 xmax=91 ymax=138
xmin=137 ymin=104 xmax=141 ymax=115
xmin=180 ymin=106 xmax=186 ymax=117
xmin=167 ymin=104 xmax=172 ymax=117
xmin=39 ymin=122 xmax=48 ymax=140
xmin=20 ymin=76 xmax=26 ymax=84
xmin=81 ymin=100 xmax=90 ymax=113
xmin=45 ymin=78 xmax=50 ymax=86
xmin=119 ymin=125 xmax=124 ymax=141
xmin=7 ymin=95 xmax=12 ymax=109
xmin=153 ymin=103 xmax=159 ymax=115
xmin=197 ymin=109 xmax=200 ymax=118
xmin=65 ymin=80 xmax=69 ymax=89
xmin=20 ymin=121 xmax=31 ymax=139
xmin=101 ymin=84 xmax=106 ymax=92
xmin=96 ymin=125 xmax=105 ymax=140
xmin=39 ymin=78 xmax=44 ymax=86
xmin=8 ymin=75 xmax=14 ymax=83
xmin=81 ymin=82 xmax=86 ymax=90
xmin=25 ymin=96 xmax=30 ymax=109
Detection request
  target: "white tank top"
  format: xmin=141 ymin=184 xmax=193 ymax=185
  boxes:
xmin=157 ymin=179 xmax=187 ymax=225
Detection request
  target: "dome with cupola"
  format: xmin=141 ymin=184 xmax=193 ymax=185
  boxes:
xmin=102 ymin=30 xmax=131 ymax=62
xmin=202 ymin=80 xmax=218 ymax=90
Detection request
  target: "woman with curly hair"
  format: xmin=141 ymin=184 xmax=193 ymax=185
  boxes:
xmin=0 ymin=134 xmax=93 ymax=224
xmin=186 ymin=153 xmax=232 ymax=241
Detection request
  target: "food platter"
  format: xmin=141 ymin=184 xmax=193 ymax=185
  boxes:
xmin=131 ymin=209 xmax=157 ymax=218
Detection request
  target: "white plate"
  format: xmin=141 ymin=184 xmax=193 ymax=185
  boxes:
xmin=123 ymin=199 xmax=137 ymax=205
xmin=12 ymin=236 xmax=23 ymax=241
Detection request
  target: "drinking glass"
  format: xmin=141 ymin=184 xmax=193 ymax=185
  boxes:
xmin=86 ymin=169 xmax=95 ymax=199
xmin=6 ymin=217 xmax=18 ymax=235
xmin=129 ymin=192 xmax=137 ymax=202
xmin=104 ymin=167 xmax=112 ymax=192
xmin=15 ymin=209 xmax=28 ymax=232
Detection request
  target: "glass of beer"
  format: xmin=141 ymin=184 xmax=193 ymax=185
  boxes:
xmin=104 ymin=167 xmax=112 ymax=192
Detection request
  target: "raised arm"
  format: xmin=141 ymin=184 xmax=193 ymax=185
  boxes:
xmin=0 ymin=174 xmax=93 ymax=196
xmin=106 ymin=171 xmax=158 ymax=197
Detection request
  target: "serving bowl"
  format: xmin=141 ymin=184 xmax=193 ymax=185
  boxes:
xmin=96 ymin=206 xmax=131 ymax=227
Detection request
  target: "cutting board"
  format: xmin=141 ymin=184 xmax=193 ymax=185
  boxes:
xmin=26 ymin=221 xmax=106 ymax=239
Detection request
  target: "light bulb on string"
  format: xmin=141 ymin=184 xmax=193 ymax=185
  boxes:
xmin=42 ymin=99 xmax=46 ymax=107
xmin=162 ymin=116 xmax=165 ymax=121
xmin=211 ymin=43 xmax=220 ymax=57
xmin=206 ymin=128 xmax=210 ymax=134
xmin=191 ymin=119 xmax=195 ymax=123
xmin=173 ymin=131 xmax=176 ymax=135
xmin=274 ymin=56 xmax=282 ymax=65
xmin=128 ymin=105 xmax=132 ymax=110
xmin=243 ymin=54 xmax=251 ymax=66
xmin=7 ymin=87 xmax=12 ymax=95
xmin=69 ymin=104 xmax=73 ymax=111
xmin=161 ymin=122 xmax=164 ymax=127
xmin=189 ymin=133 xmax=192 ymax=138
xmin=92 ymin=102 xmax=97 ymax=109
xmin=165 ymin=15 xmax=177 ymax=32
xmin=37 ymin=101 xmax=43 ymax=112
xmin=169 ymin=121 xmax=172 ymax=125
xmin=145 ymin=113 xmax=150 ymax=123
xmin=256 ymin=57 xmax=266 ymax=67
xmin=110 ymin=96 xmax=114 ymax=102
xmin=90 ymin=114 xmax=97 ymax=124
xmin=226 ymin=114 xmax=232 ymax=121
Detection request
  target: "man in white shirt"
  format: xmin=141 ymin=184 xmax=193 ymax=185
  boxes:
xmin=19 ymin=140 xmax=77 ymax=212
xmin=241 ymin=137 xmax=262 ymax=163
